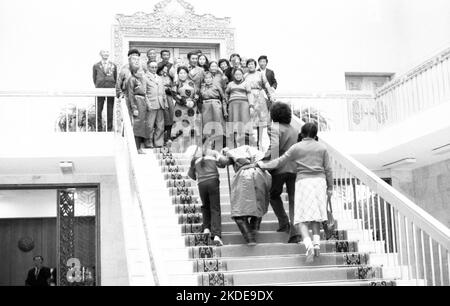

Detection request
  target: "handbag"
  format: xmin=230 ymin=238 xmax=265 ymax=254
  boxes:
xmin=323 ymin=197 xmax=336 ymax=240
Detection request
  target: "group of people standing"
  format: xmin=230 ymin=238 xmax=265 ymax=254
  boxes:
xmin=93 ymin=48 xmax=279 ymax=152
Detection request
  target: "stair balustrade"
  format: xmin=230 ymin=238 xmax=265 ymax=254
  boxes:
xmin=292 ymin=115 xmax=450 ymax=286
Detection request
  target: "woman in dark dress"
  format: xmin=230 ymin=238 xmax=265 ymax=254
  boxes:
xmin=157 ymin=63 xmax=175 ymax=145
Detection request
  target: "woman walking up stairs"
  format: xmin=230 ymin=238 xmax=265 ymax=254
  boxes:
xmin=258 ymin=123 xmax=333 ymax=263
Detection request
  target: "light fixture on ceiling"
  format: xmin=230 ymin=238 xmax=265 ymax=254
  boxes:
xmin=383 ymin=158 xmax=417 ymax=168
xmin=432 ymin=143 xmax=450 ymax=155
xmin=59 ymin=161 xmax=74 ymax=174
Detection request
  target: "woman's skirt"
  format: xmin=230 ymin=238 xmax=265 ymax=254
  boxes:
xmin=163 ymin=95 xmax=174 ymax=127
xmin=171 ymin=104 xmax=199 ymax=138
xmin=201 ymin=99 xmax=225 ymax=136
xmin=294 ymin=177 xmax=327 ymax=224
xmin=251 ymin=90 xmax=270 ymax=128
xmin=228 ymin=99 xmax=252 ymax=135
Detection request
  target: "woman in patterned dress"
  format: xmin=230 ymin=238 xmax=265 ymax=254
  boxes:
xmin=199 ymin=71 xmax=228 ymax=150
xmin=244 ymin=59 xmax=275 ymax=150
xmin=225 ymin=68 xmax=255 ymax=148
xmin=157 ymin=63 xmax=174 ymax=145
xmin=171 ymin=66 xmax=200 ymax=152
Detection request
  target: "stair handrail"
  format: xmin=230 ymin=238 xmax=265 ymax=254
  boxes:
xmin=292 ymin=115 xmax=450 ymax=285
xmin=115 ymin=97 xmax=161 ymax=285
xmin=292 ymin=115 xmax=450 ymax=248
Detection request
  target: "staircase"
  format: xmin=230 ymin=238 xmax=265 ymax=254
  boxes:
xmin=114 ymin=98 xmax=448 ymax=286
xmin=144 ymin=148 xmax=413 ymax=286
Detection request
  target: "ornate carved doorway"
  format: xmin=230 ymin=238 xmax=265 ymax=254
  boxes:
xmin=113 ymin=0 xmax=235 ymax=68
xmin=129 ymin=41 xmax=221 ymax=65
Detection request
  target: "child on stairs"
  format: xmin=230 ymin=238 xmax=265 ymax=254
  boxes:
xmin=187 ymin=137 xmax=228 ymax=246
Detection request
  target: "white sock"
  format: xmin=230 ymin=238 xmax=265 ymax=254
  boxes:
xmin=303 ymin=237 xmax=312 ymax=248
xmin=313 ymin=235 xmax=321 ymax=246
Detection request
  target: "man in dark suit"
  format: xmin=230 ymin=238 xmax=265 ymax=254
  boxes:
xmin=263 ymin=102 xmax=300 ymax=243
xmin=258 ymin=55 xmax=278 ymax=90
xmin=25 ymin=256 xmax=51 ymax=286
xmin=93 ymin=50 xmax=117 ymax=131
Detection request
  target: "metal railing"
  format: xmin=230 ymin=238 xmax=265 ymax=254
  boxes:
xmin=291 ymin=115 xmax=450 ymax=286
xmin=0 ymin=89 xmax=116 ymax=134
xmin=277 ymin=91 xmax=379 ymax=132
xmin=375 ymin=46 xmax=450 ymax=127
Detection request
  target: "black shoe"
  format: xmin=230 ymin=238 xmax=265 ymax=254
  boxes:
xmin=288 ymin=235 xmax=301 ymax=244
xmin=235 ymin=218 xmax=256 ymax=246
xmin=277 ymin=224 xmax=290 ymax=233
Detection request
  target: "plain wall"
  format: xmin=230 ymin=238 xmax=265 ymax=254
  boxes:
xmin=0 ymin=174 xmax=129 ymax=286
xmin=1 ymin=0 xmax=450 ymax=93
xmin=391 ymin=159 xmax=450 ymax=228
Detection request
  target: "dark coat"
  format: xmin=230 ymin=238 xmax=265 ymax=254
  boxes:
xmin=127 ymin=74 xmax=148 ymax=138
xmin=25 ymin=266 xmax=51 ymax=286
xmin=93 ymin=61 xmax=117 ymax=88
xmin=264 ymin=123 xmax=299 ymax=175
xmin=258 ymin=68 xmax=278 ymax=89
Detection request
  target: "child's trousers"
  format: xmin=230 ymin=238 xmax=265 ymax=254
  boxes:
xmin=198 ymin=178 xmax=222 ymax=238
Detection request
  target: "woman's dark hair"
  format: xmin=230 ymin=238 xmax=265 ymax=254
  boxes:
xmin=229 ymin=53 xmax=241 ymax=62
xmin=157 ymin=63 xmax=170 ymax=76
xmin=270 ymin=102 xmax=292 ymax=124
xmin=198 ymin=54 xmax=210 ymax=71
xmin=246 ymin=58 xmax=257 ymax=67
xmin=218 ymin=58 xmax=230 ymax=69
xmin=177 ymin=66 xmax=189 ymax=75
xmin=233 ymin=68 xmax=244 ymax=76
xmin=300 ymin=123 xmax=319 ymax=140
xmin=258 ymin=55 xmax=268 ymax=63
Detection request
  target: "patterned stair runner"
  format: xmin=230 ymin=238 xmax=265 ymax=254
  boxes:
xmin=152 ymin=147 xmax=401 ymax=286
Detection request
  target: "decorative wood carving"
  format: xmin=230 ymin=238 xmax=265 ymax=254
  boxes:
xmin=113 ymin=0 xmax=235 ymax=68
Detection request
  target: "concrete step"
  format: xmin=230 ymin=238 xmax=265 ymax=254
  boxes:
xmin=178 ymin=252 xmax=371 ymax=274
xmin=161 ymin=241 xmax=359 ymax=260
xmin=195 ymin=265 xmax=384 ymax=286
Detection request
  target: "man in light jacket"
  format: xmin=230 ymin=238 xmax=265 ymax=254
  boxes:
xmin=144 ymin=60 xmax=167 ymax=148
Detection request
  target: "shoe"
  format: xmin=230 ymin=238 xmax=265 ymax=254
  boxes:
xmin=203 ymin=229 xmax=211 ymax=235
xmin=305 ymin=244 xmax=314 ymax=264
xmin=288 ymin=235 xmax=301 ymax=244
xmin=213 ymin=236 xmax=223 ymax=247
xmin=314 ymin=244 xmax=321 ymax=257
xmin=277 ymin=224 xmax=290 ymax=233
xmin=144 ymin=141 xmax=154 ymax=149
xmin=235 ymin=218 xmax=256 ymax=246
